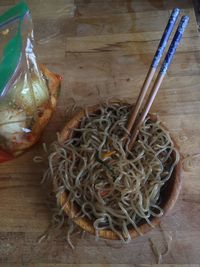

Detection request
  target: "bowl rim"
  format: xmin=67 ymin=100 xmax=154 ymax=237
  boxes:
xmin=56 ymin=103 xmax=183 ymax=240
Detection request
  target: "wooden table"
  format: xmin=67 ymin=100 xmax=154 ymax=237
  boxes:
xmin=0 ymin=0 xmax=200 ymax=265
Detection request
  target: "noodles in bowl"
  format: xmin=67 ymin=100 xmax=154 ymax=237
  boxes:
xmin=45 ymin=102 xmax=181 ymax=242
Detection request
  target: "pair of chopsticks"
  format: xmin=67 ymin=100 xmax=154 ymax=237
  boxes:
xmin=125 ymin=8 xmax=189 ymax=149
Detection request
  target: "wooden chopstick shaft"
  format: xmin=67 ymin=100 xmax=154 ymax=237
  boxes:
xmin=128 ymin=73 xmax=164 ymax=149
xmin=125 ymin=68 xmax=155 ymax=138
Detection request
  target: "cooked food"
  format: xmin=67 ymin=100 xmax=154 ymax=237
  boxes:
xmin=0 ymin=65 xmax=61 ymax=161
xmin=45 ymin=102 xmax=179 ymax=242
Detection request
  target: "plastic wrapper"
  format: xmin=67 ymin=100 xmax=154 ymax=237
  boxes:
xmin=0 ymin=1 xmax=61 ymax=163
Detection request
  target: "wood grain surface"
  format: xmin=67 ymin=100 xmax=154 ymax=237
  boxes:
xmin=0 ymin=0 xmax=200 ymax=265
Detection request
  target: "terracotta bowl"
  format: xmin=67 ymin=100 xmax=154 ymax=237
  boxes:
xmin=56 ymin=104 xmax=182 ymax=240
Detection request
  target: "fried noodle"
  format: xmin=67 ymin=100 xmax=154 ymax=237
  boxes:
xmin=43 ymin=102 xmax=179 ymax=242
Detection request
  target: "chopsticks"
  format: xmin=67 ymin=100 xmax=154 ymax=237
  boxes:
xmin=125 ymin=8 xmax=180 ymax=139
xmin=126 ymin=10 xmax=189 ymax=150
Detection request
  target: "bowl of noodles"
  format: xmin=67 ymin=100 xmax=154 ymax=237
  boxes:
xmin=47 ymin=102 xmax=182 ymax=242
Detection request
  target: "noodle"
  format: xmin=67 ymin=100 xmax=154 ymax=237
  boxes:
xmin=44 ymin=102 xmax=179 ymax=243
xmin=182 ymin=153 xmax=200 ymax=172
xmin=33 ymin=156 xmax=44 ymax=163
xmin=149 ymin=238 xmax=162 ymax=263
xmin=149 ymin=224 xmax=172 ymax=263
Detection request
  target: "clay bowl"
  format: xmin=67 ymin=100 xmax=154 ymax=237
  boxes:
xmin=56 ymin=104 xmax=182 ymax=240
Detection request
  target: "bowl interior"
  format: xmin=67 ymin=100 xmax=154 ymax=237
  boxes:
xmin=57 ymin=104 xmax=182 ymax=240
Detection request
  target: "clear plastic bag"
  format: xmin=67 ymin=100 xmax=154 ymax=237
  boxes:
xmin=0 ymin=1 xmax=61 ymax=162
